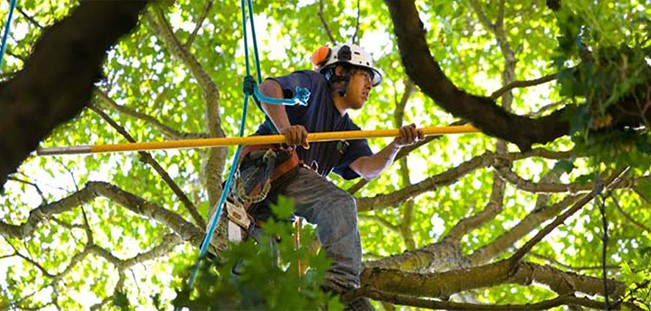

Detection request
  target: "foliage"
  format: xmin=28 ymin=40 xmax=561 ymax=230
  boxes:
xmin=1 ymin=0 xmax=651 ymax=310
xmin=553 ymin=1 xmax=651 ymax=170
xmin=173 ymin=198 xmax=341 ymax=310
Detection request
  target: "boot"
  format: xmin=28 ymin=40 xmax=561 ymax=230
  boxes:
xmin=322 ymin=282 xmax=375 ymax=311
xmin=342 ymin=296 xmax=374 ymax=311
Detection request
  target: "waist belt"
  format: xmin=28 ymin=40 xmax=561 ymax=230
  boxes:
xmin=235 ymin=144 xmax=300 ymax=209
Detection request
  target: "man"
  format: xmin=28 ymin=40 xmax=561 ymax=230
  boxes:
xmin=254 ymin=43 xmax=422 ymax=310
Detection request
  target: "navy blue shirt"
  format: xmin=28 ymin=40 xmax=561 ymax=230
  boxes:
xmin=255 ymin=70 xmax=373 ymax=180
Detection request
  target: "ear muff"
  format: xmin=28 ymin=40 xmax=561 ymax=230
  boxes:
xmin=311 ymin=46 xmax=331 ymax=70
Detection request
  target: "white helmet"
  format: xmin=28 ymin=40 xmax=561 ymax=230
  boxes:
xmin=312 ymin=44 xmax=382 ymax=86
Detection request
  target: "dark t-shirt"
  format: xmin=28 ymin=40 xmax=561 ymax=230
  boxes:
xmin=254 ymin=70 xmax=373 ymax=180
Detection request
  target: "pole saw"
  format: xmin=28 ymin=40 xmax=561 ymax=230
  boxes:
xmin=37 ymin=125 xmax=479 ymax=156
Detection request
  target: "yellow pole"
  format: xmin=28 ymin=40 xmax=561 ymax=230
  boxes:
xmin=36 ymin=125 xmax=478 ymax=156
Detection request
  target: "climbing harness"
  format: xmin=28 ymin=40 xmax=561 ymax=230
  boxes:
xmin=234 ymin=144 xmax=300 ymax=208
xmin=0 ymin=0 xmax=18 ymax=70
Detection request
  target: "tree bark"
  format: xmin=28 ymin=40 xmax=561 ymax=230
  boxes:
xmin=0 ymin=0 xmax=150 ymax=189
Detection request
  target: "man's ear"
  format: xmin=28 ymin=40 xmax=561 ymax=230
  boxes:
xmin=334 ymin=65 xmax=345 ymax=76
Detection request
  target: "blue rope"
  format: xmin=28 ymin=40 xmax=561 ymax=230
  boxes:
xmin=186 ymin=0 xmax=253 ymax=288
xmin=254 ymin=84 xmax=309 ymax=106
xmin=243 ymin=75 xmax=309 ymax=107
xmin=187 ymin=0 xmax=308 ymax=289
xmin=0 ymin=0 xmax=18 ymax=71
xmin=241 ymin=1 xmax=310 ymax=108
xmin=246 ymin=0 xmax=262 ymax=84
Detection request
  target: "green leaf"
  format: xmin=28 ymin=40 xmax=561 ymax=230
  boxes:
xmin=553 ymin=160 xmax=575 ymax=173
xmin=634 ymin=179 xmax=651 ymax=203
xmin=112 ymin=291 xmax=130 ymax=311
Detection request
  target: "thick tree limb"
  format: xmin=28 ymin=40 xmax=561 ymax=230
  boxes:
xmin=0 ymin=181 xmax=208 ymax=251
xmin=146 ymin=7 xmax=227 ymax=210
xmin=384 ymin=0 xmax=571 ymax=151
xmin=357 ymin=149 xmax=571 ymax=212
xmin=360 ymin=260 xmax=625 ymax=301
xmin=363 ymin=291 xmax=627 ymax=310
xmin=0 ymin=0 xmax=150 ymax=189
xmin=364 ymin=241 xmax=468 ymax=272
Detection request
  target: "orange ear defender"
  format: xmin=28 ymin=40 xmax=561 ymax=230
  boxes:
xmin=311 ymin=46 xmax=331 ymax=70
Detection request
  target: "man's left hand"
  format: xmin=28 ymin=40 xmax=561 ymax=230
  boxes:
xmin=394 ymin=123 xmax=424 ymax=147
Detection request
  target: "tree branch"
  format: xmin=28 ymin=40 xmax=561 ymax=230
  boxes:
xmin=364 ymin=241 xmax=466 ymax=272
xmin=94 ymin=90 xmax=206 ymax=140
xmin=495 ymin=166 xmax=594 ymax=194
xmin=184 ymin=0 xmax=213 ymax=49
xmin=510 ymin=168 xmax=629 ymax=263
xmin=359 ymin=214 xmax=400 ymax=235
xmin=350 ymin=0 xmax=361 ymax=44
xmin=468 ymin=0 xmax=495 ymax=32
xmin=89 ymin=104 xmax=206 ymax=228
xmin=0 ymin=0 xmax=150 ymax=189
xmin=468 ymin=194 xmax=580 ymax=265
xmin=357 ymin=149 xmax=572 ymax=212
xmin=384 ymin=0 xmax=571 ymax=151
xmin=610 ymin=190 xmax=651 ymax=232
xmin=491 ymin=74 xmax=558 ymax=100
xmin=15 ymin=5 xmax=44 ymax=29
xmin=146 ymin=7 xmax=227 ymax=209
xmin=395 ymin=79 xmax=417 ymax=250
xmin=6 ymin=175 xmax=47 ymax=204
xmin=444 ymin=186 xmax=504 ymax=243
xmin=0 ymin=181 xmax=209 ymax=251
xmin=529 ymin=251 xmax=620 ymax=271
xmin=360 ymin=259 xmax=626 ymax=300
xmin=362 ymin=290 xmax=627 ymax=310
xmin=318 ymin=0 xmax=337 ymax=45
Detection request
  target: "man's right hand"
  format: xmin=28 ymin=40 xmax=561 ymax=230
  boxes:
xmin=280 ymin=125 xmax=309 ymax=148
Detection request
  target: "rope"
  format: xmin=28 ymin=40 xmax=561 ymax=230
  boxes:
xmin=254 ymin=84 xmax=309 ymax=107
xmin=0 ymin=0 xmax=18 ymax=70
xmin=186 ymin=0 xmax=317 ymax=290
xmin=243 ymin=74 xmax=310 ymax=107
xmin=186 ymin=0 xmax=256 ymax=288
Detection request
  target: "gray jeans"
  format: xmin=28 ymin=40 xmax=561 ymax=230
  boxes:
xmin=277 ymin=166 xmax=362 ymax=290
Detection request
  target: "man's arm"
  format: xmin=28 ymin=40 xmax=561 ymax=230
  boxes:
xmin=349 ymin=124 xmax=422 ymax=180
xmin=259 ymin=79 xmax=308 ymax=146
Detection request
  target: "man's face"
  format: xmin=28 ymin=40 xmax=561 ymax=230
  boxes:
xmin=344 ymin=69 xmax=373 ymax=110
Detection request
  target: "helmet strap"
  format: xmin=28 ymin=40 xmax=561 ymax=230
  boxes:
xmin=325 ymin=65 xmax=352 ymax=97
xmin=338 ymin=72 xmax=351 ymax=97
